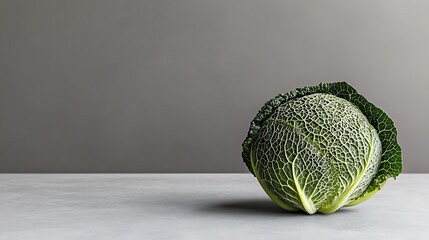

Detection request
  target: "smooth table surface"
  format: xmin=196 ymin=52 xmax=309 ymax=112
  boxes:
xmin=0 ymin=174 xmax=428 ymax=240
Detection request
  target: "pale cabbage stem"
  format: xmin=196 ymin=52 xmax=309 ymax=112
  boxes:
xmin=291 ymin=156 xmax=317 ymax=214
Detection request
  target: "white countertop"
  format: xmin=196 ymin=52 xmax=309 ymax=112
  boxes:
xmin=0 ymin=174 xmax=427 ymax=240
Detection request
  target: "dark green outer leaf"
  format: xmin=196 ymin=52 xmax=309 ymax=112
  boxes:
xmin=242 ymin=82 xmax=402 ymax=197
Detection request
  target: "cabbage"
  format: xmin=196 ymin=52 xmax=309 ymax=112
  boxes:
xmin=242 ymin=82 xmax=402 ymax=214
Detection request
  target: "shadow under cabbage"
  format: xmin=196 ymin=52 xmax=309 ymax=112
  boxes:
xmin=200 ymin=198 xmax=356 ymax=216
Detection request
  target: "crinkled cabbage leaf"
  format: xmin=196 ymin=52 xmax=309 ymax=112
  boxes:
xmin=242 ymin=82 xmax=402 ymax=214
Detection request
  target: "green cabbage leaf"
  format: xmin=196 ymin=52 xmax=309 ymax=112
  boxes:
xmin=242 ymin=82 xmax=402 ymax=214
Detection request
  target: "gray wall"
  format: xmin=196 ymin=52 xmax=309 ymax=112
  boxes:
xmin=1 ymin=0 xmax=428 ymax=173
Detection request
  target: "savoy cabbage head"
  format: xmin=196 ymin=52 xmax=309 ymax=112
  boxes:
xmin=242 ymin=82 xmax=402 ymax=214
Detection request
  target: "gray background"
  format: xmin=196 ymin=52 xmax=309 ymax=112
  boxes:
xmin=0 ymin=0 xmax=427 ymax=173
